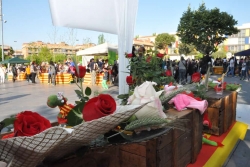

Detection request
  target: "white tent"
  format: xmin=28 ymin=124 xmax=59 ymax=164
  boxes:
xmin=49 ymin=0 xmax=138 ymax=94
xmin=76 ymin=43 xmax=118 ymax=56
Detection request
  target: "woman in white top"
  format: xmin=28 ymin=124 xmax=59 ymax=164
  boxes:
xmin=0 ymin=64 xmax=5 ymax=83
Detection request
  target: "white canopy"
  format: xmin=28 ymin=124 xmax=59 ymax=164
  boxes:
xmin=76 ymin=43 xmax=118 ymax=56
xmin=49 ymin=0 xmax=138 ymax=94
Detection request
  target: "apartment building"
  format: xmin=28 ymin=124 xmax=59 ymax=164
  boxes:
xmin=22 ymin=41 xmax=95 ymax=58
xmin=134 ymin=34 xmax=180 ymax=55
xmin=0 ymin=45 xmax=14 ymax=56
xmin=224 ymin=23 xmax=250 ymax=53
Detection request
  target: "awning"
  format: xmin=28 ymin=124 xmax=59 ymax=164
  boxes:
xmin=234 ymin=49 xmax=250 ymax=56
xmin=76 ymin=43 xmax=118 ymax=56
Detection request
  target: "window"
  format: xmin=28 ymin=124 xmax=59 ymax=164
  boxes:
xmin=241 ymin=29 xmax=246 ymax=37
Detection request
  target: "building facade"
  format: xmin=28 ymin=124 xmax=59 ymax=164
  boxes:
xmin=224 ymin=23 xmax=250 ymax=53
xmin=134 ymin=34 xmax=180 ymax=58
xmin=22 ymin=41 xmax=95 ymax=58
xmin=0 ymin=45 xmax=14 ymax=56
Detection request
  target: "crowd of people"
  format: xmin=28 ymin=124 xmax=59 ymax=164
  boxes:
xmin=87 ymin=58 xmax=119 ymax=89
xmin=0 ymin=57 xmax=119 ymax=89
xmin=1 ymin=51 xmax=249 ymax=86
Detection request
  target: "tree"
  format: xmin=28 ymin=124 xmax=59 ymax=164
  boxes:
xmin=155 ymin=33 xmax=175 ymax=50
xmin=177 ymin=3 xmax=239 ymax=56
xmin=98 ymin=34 xmax=106 ymax=44
xmin=212 ymin=44 xmax=227 ymax=58
xmin=54 ymin=54 xmax=67 ymax=63
xmin=26 ymin=54 xmax=42 ymax=64
xmin=0 ymin=48 xmax=12 ymax=61
xmin=178 ymin=43 xmax=196 ymax=56
xmin=9 ymin=47 xmax=14 ymax=56
xmin=38 ymin=47 xmax=53 ymax=62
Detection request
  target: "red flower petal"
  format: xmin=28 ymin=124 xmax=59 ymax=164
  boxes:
xmin=82 ymin=94 xmax=116 ymax=121
xmin=126 ymin=76 xmax=133 ymax=85
xmin=1 ymin=133 xmax=15 ymax=139
xmin=14 ymin=111 xmax=51 ymax=137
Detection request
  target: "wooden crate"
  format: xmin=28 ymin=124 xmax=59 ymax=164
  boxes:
xmin=119 ymin=109 xmax=202 ymax=167
xmin=213 ymin=66 xmax=223 ymax=74
xmin=203 ymin=90 xmax=237 ymax=136
xmin=49 ymin=109 xmax=203 ymax=167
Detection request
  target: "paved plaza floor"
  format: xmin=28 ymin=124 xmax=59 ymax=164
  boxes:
xmin=0 ymin=80 xmax=119 ymax=123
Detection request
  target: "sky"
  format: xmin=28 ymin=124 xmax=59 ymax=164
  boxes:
xmin=2 ymin=0 xmax=250 ymax=50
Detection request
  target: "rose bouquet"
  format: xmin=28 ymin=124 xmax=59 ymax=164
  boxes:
xmin=0 ymin=111 xmax=51 ymax=139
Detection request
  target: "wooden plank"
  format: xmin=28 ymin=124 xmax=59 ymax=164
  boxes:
xmin=232 ymin=92 xmax=237 ymax=122
xmin=176 ymin=132 xmax=192 ymax=159
xmin=120 ymin=150 xmax=146 ymax=167
xmin=191 ymin=109 xmax=202 ymax=163
xmin=156 ymin=131 xmax=172 ymax=150
xmin=146 ymin=139 xmax=157 ymax=167
xmin=203 ymin=108 xmax=222 ymax=135
xmin=205 ymin=89 xmax=232 ymax=100
xmin=120 ymin=143 xmax=146 ymax=157
xmin=178 ymin=152 xmax=192 ymax=167
xmin=156 ymin=143 xmax=172 ymax=167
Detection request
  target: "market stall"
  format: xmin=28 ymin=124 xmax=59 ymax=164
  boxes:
xmin=38 ymin=73 xmax=73 ymax=84
xmin=76 ymin=42 xmax=118 ymax=85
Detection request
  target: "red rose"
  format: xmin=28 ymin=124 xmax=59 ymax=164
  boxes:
xmin=192 ymin=72 xmax=201 ymax=83
xmin=146 ymin=56 xmax=152 ymax=63
xmin=75 ymin=66 xmax=86 ymax=78
xmin=222 ymin=82 xmax=227 ymax=90
xmin=82 ymin=94 xmax=116 ymax=121
xmin=14 ymin=111 xmax=51 ymax=137
xmin=214 ymin=85 xmax=222 ymax=92
xmin=126 ymin=76 xmax=133 ymax=85
xmin=157 ymin=53 xmax=164 ymax=58
xmin=126 ymin=53 xmax=133 ymax=58
xmin=166 ymin=70 xmax=172 ymax=76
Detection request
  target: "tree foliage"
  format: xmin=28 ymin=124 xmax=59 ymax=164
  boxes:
xmin=38 ymin=47 xmax=53 ymax=62
xmin=211 ymin=45 xmax=227 ymax=58
xmin=98 ymin=34 xmax=106 ymax=44
xmin=178 ymin=43 xmax=196 ymax=56
xmin=177 ymin=3 xmax=239 ymax=56
xmin=155 ymin=33 xmax=175 ymax=50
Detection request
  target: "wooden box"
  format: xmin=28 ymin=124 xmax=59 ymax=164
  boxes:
xmin=213 ymin=66 xmax=223 ymax=74
xmin=203 ymin=90 xmax=237 ymax=136
xmin=50 ymin=109 xmax=203 ymax=167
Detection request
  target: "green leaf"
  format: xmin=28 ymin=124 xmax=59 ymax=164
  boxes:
xmin=67 ymin=102 xmax=85 ymax=126
xmin=75 ymin=101 xmax=81 ymax=105
xmin=75 ymin=90 xmax=83 ymax=98
xmin=85 ymin=87 xmax=92 ymax=96
xmin=117 ymin=94 xmax=129 ymax=99
xmin=0 ymin=117 xmax=16 ymax=132
xmin=82 ymin=96 xmax=89 ymax=102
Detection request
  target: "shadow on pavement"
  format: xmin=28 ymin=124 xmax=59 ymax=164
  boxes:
xmin=0 ymin=94 xmax=30 ymax=101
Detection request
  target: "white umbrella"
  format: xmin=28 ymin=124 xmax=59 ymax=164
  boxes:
xmin=49 ymin=0 xmax=139 ymax=94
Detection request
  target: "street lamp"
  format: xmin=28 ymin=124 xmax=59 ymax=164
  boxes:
xmin=0 ymin=0 xmax=6 ymax=61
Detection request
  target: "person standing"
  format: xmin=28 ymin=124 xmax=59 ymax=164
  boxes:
xmin=102 ymin=68 xmax=109 ymax=89
xmin=89 ymin=59 xmax=97 ymax=86
xmin=178 ymin=56 xmax=187 ymax=85
xmin=240 ymin=58 xmax=246 ymax=81
xmin=12 ymin=64 xmax=18 ymax=83
xmin=227 ymin=57 xmax=235 ymax=77
xmin=49 ymin=61 xmax=56 ymax=86
xmin=0 ymin=64 xmax=5 ymax=83
xmin=246 ymin=57 xmax=250 ymax=81
xmin=30 ymin=61 xmax=37 ymax=83
xmin=25 ymin=65 xmax=31 ymax=82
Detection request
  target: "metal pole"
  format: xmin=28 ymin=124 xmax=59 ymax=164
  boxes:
xmin=0 ymin=0 xmax=4 ymax=61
